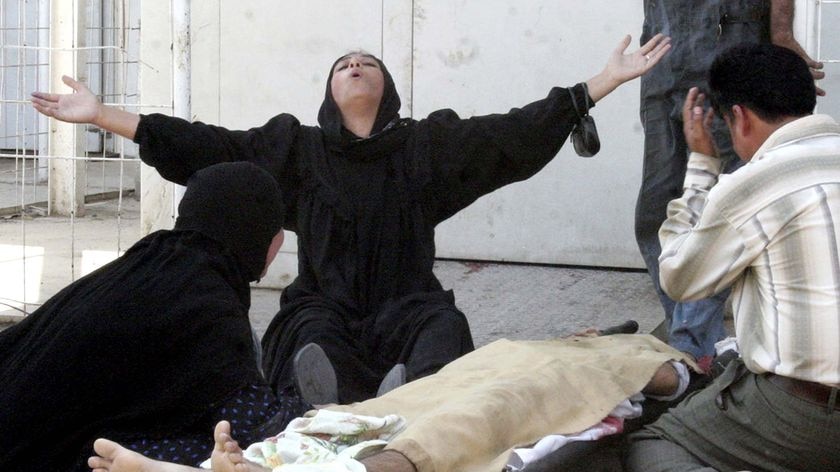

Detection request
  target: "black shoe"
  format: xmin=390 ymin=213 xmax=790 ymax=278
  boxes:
xmin=597 ymin=320 xmax=639 ymax=336
xmin=293 ymin=343 xmax=338 ymax=405
xmin=377 ymin=364 xmax=406 ymax=397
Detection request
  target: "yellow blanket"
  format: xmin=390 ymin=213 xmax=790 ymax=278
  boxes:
xmin=333 ymin=334 xmax=691 ymax=472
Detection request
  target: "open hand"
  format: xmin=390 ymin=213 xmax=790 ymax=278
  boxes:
xmin=587 ymin=34 xmax=672 ymax=102
xmin=682 ymin=87 xmax=717 ymax=157
xmin=604 ymin=33 xmax=671 ymax=85
xmin=31 ymin=75 xmax=102 ymax=124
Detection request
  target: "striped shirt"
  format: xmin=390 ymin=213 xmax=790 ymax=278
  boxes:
xmin=659 ymin=114 xmax=840 ymax=386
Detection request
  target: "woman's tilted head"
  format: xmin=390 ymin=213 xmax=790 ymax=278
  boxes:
xmin=175 ymin=162 xmax=285 ymax=281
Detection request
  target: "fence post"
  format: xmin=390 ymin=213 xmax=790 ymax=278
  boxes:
xmin=48 ymin=0 xmax=87 ymax=216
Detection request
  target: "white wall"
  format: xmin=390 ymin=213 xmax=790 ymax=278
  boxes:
xmin=181 ymin=0 xmax=837 ymax=287
xmin=412 ymin=2 xmax=646 ymax=267
xmin=804 ymin=0 xmax=840 ymax=119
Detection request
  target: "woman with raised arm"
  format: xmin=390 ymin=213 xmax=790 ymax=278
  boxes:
xmin=33 ymin=34 xmax=670 ymax=404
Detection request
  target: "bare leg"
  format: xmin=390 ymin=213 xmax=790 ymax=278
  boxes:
xmin=210 ymin=421 xmax=270 ymax=472
xmin=360 ymin=450 xmax=417 ymax=472
xmin=88 ymin=438 xmax=200 ymax=472
xmin=641 ymin=362 xmax=680 ymax=397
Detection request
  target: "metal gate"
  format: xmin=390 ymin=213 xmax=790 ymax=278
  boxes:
xmin=0 ymin=0 xmax=143 ymax=322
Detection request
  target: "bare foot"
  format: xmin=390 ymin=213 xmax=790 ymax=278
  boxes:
xmin=211 ymin=421 xmax=269 ymax=472
xmin=88 ymin=438 xmax=198 ymax=472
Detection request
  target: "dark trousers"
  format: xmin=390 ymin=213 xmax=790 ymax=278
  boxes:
xmin=625 ymin=360 xmax=840 ymax=471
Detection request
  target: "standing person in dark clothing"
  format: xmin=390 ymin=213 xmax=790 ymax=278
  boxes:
xmin=636 ymin=0 xmax=825 ymax=369
xmin=0 ymin=162 xmax=309 ymax=472
xmin=32 ymin=33 xmax=671 ymax=403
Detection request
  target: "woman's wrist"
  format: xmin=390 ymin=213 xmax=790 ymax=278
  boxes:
xmin=585 ymin=70 xmax=621 ymax=103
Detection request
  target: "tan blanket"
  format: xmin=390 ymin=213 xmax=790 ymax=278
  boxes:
xmin=332 ymin=334 xmax=691 ymax=472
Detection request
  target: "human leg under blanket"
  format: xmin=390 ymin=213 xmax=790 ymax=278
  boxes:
xmin=331 ymin=335 xmax=692 ymax=472
xmin=89 ymin=336 xmax=686 ymax=472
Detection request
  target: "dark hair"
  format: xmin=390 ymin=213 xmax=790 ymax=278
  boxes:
xmin=708 ymin=43 xmax=816 ymax=123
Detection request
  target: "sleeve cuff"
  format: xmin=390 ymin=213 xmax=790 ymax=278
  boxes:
xmin=132 ymin=113 xmax=150 ymax=144
xmin=683 ymin=152 xmax=722 ymax=191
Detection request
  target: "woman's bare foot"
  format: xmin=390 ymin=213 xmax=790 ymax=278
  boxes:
xmin=88 ymin=438 xmax=198 ymax=472
xmin=211 ymin=421 xmax=269 ymax=472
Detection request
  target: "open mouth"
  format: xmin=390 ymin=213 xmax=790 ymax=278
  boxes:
xmin=351 ymin=71 xmax=362 ymax=78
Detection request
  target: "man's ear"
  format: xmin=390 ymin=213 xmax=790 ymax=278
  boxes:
xmin=731 ymin=104 xmax=751 ymax=138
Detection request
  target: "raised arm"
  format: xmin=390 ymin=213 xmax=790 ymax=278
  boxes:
xmin=658 ymin=89 xmax=756 ymax=300
xmin=421 ymin=34 xmax=671 ymax=222
xmin=31 ymin=75 xmax=140 ymax=140
xmin=770 ymin=0 xmax=826 ymax=96
xmin=585 ymin=33 xmax=671 ymax=102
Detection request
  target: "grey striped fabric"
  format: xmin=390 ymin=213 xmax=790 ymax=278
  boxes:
xmin=658 ymin=114 xmax=840 ymax=386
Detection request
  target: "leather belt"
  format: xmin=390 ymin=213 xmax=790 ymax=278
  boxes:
xmin=767 ymin=374 xmax=840 ymax=411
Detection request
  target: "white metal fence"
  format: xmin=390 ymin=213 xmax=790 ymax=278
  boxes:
xmin=0 ymin=0 xmax=145 ymax=321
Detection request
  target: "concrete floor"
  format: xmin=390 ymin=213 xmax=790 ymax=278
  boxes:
xmin=0 ymin=183 xmax=665 ymax=344
xmin=250 ymin=261 xmax=663 ymax=347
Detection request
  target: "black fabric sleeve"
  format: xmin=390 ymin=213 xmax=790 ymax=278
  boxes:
xmin=420 ymin=83 xmax=592 ymax=222
xmin=133 ymin=113 xmax=301 ymax=186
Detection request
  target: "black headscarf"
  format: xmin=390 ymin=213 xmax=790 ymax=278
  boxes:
xmin=0 ymin=162 xmax=285 ymax=472
xmin=175 ymin=161 xmax=285 ymax=280
xmin=317 ymin=52 xmax=403 ymax=151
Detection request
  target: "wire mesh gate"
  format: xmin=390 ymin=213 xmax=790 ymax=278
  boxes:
xmin=0 ymin=0 xmax=145 ymax=321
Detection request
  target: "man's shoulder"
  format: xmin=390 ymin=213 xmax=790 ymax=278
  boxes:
xmin=712 ymin=135 xmax=840 ymax=223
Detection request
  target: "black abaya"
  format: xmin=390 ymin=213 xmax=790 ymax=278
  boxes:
xmin=133 ymin=55 xmax=594 ymax=402
xmin=0 ymin=162 xmax=284 ymax=471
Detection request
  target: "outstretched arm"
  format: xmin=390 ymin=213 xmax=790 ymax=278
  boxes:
xmin=770 ymin=0 xmax=826 ymax=96
xmin=33 ymin=75 xmax=301 ymax=190
xmin=585 ymin=33 xmax=671 ymax=103
xmin=31 ymin=75 xmax=140 ymax=140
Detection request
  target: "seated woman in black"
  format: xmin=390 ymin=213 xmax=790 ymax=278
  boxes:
xmin=31 ymin=33 xmax=671 ymax=403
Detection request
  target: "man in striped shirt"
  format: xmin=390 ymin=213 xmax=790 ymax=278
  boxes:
xmin=625 ymin=43 xmax=840 ymax=471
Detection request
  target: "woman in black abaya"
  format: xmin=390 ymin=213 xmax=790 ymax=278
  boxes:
xmin=0 ymin=162 xmax=307 ymax=472
xmin=32 ymin=34 xmax=671 ymax=403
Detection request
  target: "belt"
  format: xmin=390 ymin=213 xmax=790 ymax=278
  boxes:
xmin=767 ymin=374 xmax=840 ymax=411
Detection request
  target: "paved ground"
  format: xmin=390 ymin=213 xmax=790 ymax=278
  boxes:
xmin=249 ymin=261 xmax=663 ymax=348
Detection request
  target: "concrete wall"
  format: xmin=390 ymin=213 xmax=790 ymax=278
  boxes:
xmin=143 ymin=0 xmax=836 ymax=288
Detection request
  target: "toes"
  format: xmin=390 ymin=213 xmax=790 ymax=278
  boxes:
xmin=87 ymin=455 xmax=111 ymax=471
xmin=93 ymin=438 xmax=121 ymax=459
xmin=228 ymin=451 xmax=243 ymax=463
xmin=214 ymin=421 xmax=232 ymax=451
